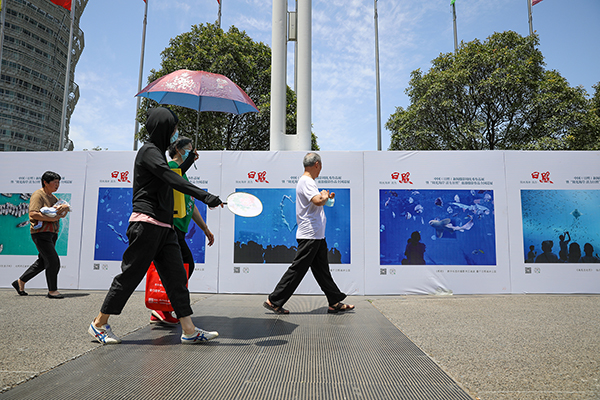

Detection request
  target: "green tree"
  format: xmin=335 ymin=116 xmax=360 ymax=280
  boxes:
xmin=137 ymin=23 xmax=317 ymax=150
xmin=387 ymin=31 xmax=599 ymax=151
xmin=569 ymin=82 xmax=600 ymax=150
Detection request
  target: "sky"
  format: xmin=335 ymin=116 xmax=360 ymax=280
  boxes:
xmin=69 ymin=0 xmax=600 ymax=152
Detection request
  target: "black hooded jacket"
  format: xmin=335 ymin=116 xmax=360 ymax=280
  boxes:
xmin=131 ymin=108 xmax=221 ymax=225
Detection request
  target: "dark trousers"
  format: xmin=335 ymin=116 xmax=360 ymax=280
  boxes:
xmin=100 ymin=222 xmax=192 ymax=319
xmin=269 ymin=238 xmax=346 ymax=308
xmin=20 ymin=232 xmax=60 ymax=291
xmin=175 ymin=227 xmax=195 ymax=280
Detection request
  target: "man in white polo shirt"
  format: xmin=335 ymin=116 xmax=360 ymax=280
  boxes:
xmin=263 ymin=153 xmax=355 ymax=314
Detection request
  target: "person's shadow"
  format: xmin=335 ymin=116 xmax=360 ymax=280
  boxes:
xmin=123 ymin=316 xmax=299 ymax=346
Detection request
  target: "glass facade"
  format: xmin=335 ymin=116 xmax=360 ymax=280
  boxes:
xmin=0 ymin=0 xmax=86 ymax=151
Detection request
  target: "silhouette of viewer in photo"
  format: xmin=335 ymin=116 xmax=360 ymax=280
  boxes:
xmin=526 ymin=245 xmax=537 ymax=263
xmin=567 ymin=242 xmax=582 ymax=263
xmin=580 ymin=243 xmax=600 ymax=263
xmin=559 ymin=231 xmax=571 ymax=262
xmin=535 ymin=240 xmax=559 ymax=263
xmin=401 ymin=231 xmax=426 ymax=265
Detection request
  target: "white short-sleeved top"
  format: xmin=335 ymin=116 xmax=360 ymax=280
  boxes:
xmin=296 ymin=175 xmax=326 ymax=239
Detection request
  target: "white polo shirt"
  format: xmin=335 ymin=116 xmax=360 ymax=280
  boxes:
xmin=296 ymin=175 xmax=326 ymax=240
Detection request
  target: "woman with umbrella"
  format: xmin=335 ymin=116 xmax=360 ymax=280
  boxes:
xmin=149 ymin=136 xmax=216 ymax=325
xmin=88 ymin=107 xmax=222 ymax=345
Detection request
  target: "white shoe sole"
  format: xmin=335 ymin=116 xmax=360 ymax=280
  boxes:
xmin=181 ymin=330 xmax=219 ymax=344
xmin=88 ymin=323 xmax=121 ymax=344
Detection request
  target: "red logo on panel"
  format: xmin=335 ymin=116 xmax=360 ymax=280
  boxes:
xmin=111 ymin=171 xmax=131 ymax=183
xmin=391 ymin=172 xmax=413 ymax=184
xmin=531 ymin=171 xmax=553 ymax=184
xmin=248 ymin=171 xmax=269 ymax=183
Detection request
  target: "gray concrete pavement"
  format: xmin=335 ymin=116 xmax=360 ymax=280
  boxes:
xmin=0 ymin=289 xmax=209 ymax=392
xmin=372 ymin=294 xmax=600 ymax=400
xmin=1 ymin=289 xmax=599 ymax=400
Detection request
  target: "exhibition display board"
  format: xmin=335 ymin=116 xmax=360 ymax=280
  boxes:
xmin=218 ymin=151 xmax=364 ymax=295
xmin=363 ymin=151 xmax=511 ymax=295
xmin=505 ymin=151 xmax=600 ymax=293
xmin=77 ymin=151 xmax=222 ymax=292
xmin=78 ymin=151 xmax=137 ymax=290
xmin=0 ymin=152 xmax=87 ymax=289
xmin=0 ymin=150 xmax=598 ymax=295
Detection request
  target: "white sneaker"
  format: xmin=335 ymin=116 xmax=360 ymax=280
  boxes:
xmin=181 ymin=327 xmax=218 ymax=344
xmin=88 ymin=322 xmax=122 ymax=344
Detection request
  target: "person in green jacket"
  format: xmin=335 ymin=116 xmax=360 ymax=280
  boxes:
xmin=150 ymin=136 xmax=215 ymax=325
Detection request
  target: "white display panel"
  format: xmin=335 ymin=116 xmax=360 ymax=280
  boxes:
xmin=0 ymin=152 xmax=87 ymax=290
xmin=78 ymin=151 xmax=137 ymax=290
xmin=505 ymin=151 xmax=600 ymax=294
xmin=2 ymin=150 xmax=598 ymax=295
xmin=363 ymin=151 xmax=511 ymax=295
xmin=178 ymin=151 xmax=222 ymax=293
xmin=77 ymin=151 xmax=222 ymax=293
xmin=218 ymin=151 xmax=365 ymax=296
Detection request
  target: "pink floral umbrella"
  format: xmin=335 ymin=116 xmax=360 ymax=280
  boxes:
xmin=135 ymin=69 xmax=258 ymax=115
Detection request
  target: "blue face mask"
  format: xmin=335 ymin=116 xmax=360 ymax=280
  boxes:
xmin=180 ymin=149 xmax=190 ymax=161
xmin=170 ymin=130 xmax=179 ymax=144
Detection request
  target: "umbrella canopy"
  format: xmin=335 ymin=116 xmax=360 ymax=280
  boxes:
xmin=135 ymin=69 xmax=259 ymax=115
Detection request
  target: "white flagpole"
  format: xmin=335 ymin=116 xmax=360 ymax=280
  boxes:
xmin=59 ymin=1 xmax=76 ymax=151
xmin=374 ymin=0 xmax=382 ymax=151
xmin=452 ymin=1 xmax=458 ymax=53
xmin=218 ymin=0 xmax=222 ymax=29
xmin=134 ymin=0 xmax=149 ymax=151
xmin=528 ymin=0 xmax=533 ymax=35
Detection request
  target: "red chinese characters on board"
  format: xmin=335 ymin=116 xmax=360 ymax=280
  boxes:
xmin=248 ymin=171 xmax=269 ymax=183
xmin=391 ymin=172 xmax=413 ymax=184
xmin=531 ymin=171 xmax=553 ymax=184
xmin=111 ymin=171 xmax=131 ymax=183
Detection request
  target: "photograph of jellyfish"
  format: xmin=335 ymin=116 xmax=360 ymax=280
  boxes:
xmin=0 ymin=192 xmax=71 ymax=256
xmin=94 ymin=187 xmax=208 ymax=262
xmin=234 ymin=188 xmax=351 ymax=264
xmin=380 ymin=189 xmax=496 ymax=266
xmin=522 ymin=190 xmax=600 ymax=263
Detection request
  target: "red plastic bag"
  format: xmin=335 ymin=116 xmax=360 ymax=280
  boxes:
xmin=145 ymin=262 xmax=189 ymax=312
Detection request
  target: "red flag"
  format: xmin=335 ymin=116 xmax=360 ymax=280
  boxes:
xmin=50 ymin=0 xmax=71 ymax=11
xmin=217 ymin=0 xmax=220 ymax=4
xmin=532 ymin=0 xmax=543 ymax=5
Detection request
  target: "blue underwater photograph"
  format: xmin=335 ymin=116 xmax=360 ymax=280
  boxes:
xmin=234 ymin=188 xmax=351 ymax=264
xmin=94 ymin=187 xmax=208 ymax=262
xmin=522 ymin=190 xmax=600 ymax=263
xmin=380 ymin=189 xmax=496 ymax=266
xmin=0 ymin=192 xmax=71 ymax=256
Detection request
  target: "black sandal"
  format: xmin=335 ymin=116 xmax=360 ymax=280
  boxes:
xmin=328 ymin=302 xmax=355 ymax=314
xmin=12 ymin=280 xmax=28 ymax=296
xmin=263 ymin=301 xmax=289 ymax=314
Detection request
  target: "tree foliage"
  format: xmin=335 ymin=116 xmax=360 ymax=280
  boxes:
xmin=136 ymin=23 xmax=316 ymax=150
xmin=387 ymin=31 xmax=600 ymax=151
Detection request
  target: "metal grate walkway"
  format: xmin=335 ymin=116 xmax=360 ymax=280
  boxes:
xmin=0 ymin=295 xmax=472 ymax=400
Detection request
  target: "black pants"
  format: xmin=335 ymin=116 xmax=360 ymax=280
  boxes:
xmin=100 ymin=222 xmax=192 ymax=318
xmin=269 ymin=238 xmax=346 ymax=308
xmin=175 ymin=227 xmax=195 ymax=280
xmin=20 ymin=232 xmax=60 ymax=291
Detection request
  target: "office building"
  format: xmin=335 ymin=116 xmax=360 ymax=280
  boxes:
xmin=0 ymin=0 xmax=86 ymax=151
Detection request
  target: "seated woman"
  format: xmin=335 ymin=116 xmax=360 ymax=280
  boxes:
xmin=402 ymin=231 xmax=426 ymax=265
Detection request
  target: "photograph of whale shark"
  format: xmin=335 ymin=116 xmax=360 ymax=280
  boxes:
xmin=380 ymin=189 xmax=496 ymax=266
xmin=522 ymin=190 xmax=600 ymax=263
